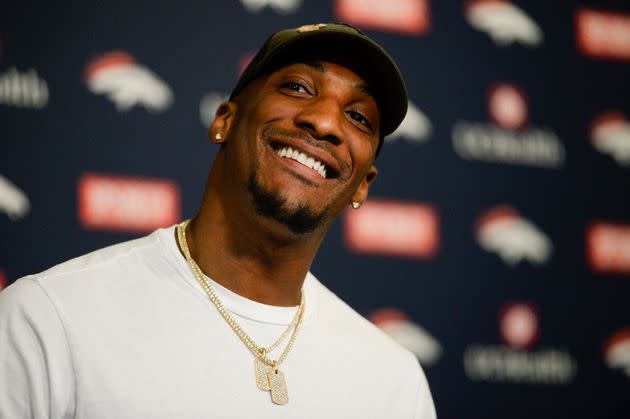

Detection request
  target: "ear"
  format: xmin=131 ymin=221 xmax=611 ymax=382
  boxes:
xmin=208 ymin=102 xmax=237 ymax=144
xmin=351 ymin=164 xmax=378 ymax=206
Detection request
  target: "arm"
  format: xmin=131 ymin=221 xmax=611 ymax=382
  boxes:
xmin=0 ymin=278 xmax=75 ymax=419
xmin=413 ymin=359 xmax=437 ymax=419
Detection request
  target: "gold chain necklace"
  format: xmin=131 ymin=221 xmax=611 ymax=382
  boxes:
xmin=177 ymin=219 xmax=304 ymax=405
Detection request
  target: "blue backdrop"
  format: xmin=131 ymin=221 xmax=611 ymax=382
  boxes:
xmin=2 ymin=1 xmax=629 ymax=417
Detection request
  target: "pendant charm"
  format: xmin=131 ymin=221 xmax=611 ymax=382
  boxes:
xmin=268 ymin=369 xmax=289 ymax=405
xmin=255 ymin=357 xmax=274 ymax=391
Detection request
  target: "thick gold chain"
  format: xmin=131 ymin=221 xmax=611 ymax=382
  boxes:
xmin=177 ymin=219 xmax=305 ymax=366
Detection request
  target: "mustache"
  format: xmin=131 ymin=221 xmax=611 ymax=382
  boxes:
xmin=261 ymin=126 xmax=315 ymax=145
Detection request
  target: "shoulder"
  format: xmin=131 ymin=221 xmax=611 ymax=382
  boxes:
xmin=35 ymin=228 xmax=167 ymax=280
xmin=306 ymin=273 xmax=437 ymax=418
xmin=1 ymin=227 xmax=174 ymax=306
xmin=307 ymin=272 xmax=418 ymax=364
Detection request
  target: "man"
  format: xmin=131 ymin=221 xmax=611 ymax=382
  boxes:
xmin=0 ymin=23 xmax=436 ymax=418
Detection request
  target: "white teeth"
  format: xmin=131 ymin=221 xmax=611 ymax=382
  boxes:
xmin=275 ymin=146 xmax=328 ymax=178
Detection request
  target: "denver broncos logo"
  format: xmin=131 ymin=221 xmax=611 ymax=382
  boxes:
xmin=369 ymin=308 xmax=442 ymax=365
xmin=0 ymin=175 xmax=30 ymax=220
xmin=466 ymin=0 xmax=543 ymax=47
xmin=590 ymin=111 xmax=630 ymax=167
xmin=84 ymin=51 xmax=173 ymax=113
xmin=385 ymin=101 xmax=433 ymax=144
xmin=476 ymin=206 xmax=552 ymax=266
xmin=240 ymin=0 xmax=302 ymax=14
xmin=604 ymin=328 xmax=630 ymax=378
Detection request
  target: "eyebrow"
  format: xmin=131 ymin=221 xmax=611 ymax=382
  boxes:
xmin=298 ymin=60 xmax=374 ymax=98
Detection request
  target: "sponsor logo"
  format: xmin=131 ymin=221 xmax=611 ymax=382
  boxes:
xmin=0 ymin=269 xmax=6 ymax=292
xmin=488 ymin=83 xmax=528 ymax=130
xmin=84 ymin=51 xmax=173 ymax=112
xmin=476 ymin=206 xmax=552 ymax=266
xmin=603 ymin=328 xmax=630 ymax=378
xmin=0 ymin=67 xmax=49 ymax=109
xmin=334 ymin=0 xmax=430 ymax=35
xmin=78 ymin=173 xmax=180 ymax=233
xmin=385 ymin=101 xmax=432 ymax=143
xmin=464 ymin=302 xmax=577 ymax=384
xmin=343 ymin=199 xmax=439 ymax=259
xmin=0 ymin=175 xmax=30 ymax=220
xmin=369 ymin=308 xmax=442 ymax=365
xmin=466 ymin=0 xmax=543 ymax=47
xmin=500 ymin=303 xmax=539 ymax=350
xmin=587 ymin=221 xmax=630 ymax=275
xmin=576 ymin=8 xmax=630 ymax=61
xmin=589 ymin=111 xmax=630 ymax=166
xmin=452 ymin=83 xmax=565 ymax=168
xmin=240 ymin=0 xmax=302 ymax=14
xmin=200 ymin=91 xmax=229 ymax=128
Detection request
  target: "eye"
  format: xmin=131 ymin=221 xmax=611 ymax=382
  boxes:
xmin=280 ymin=81 xmax=309 ymax=94
xmin=348 ymin=110 xmax=372 ymax=131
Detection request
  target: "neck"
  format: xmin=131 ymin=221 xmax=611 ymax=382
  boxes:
xmin=180 ymin=202 xmax=325 ymax=307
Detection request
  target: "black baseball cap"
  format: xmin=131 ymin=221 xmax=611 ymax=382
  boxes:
xmin=229 ymin=23 xmax=408 ymax=156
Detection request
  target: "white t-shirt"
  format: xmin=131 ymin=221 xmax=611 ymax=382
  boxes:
xmin=0 ymin=226 xmax=436 ymax=418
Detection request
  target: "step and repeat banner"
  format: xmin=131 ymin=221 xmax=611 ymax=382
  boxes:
xmin=1 ymin=1 xmax=629 ymax=417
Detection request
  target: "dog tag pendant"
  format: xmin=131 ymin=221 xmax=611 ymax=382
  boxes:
xmin=268 ymin=369 xmax=289 ymax=405
xmin=255 ymin=357 xmax=274 ymax=390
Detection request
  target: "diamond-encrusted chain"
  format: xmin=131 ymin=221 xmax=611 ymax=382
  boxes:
xmin=177 ymin=219 xmax=305 ymax=367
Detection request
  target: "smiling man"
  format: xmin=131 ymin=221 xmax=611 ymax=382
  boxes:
xmin=0 ymin=23 xmax=436 ymax=418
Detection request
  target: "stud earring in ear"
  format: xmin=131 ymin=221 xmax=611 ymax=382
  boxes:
xmin=350 ymin=202 xmax=360 ymax=209
xmin=214 ymin=133 xmax=222 ymax=141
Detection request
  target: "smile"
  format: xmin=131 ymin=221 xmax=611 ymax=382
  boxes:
xmin=275 ymin=146 xmax=328 ymax=178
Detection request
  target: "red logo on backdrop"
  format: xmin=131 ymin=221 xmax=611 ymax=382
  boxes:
xmin=500 ymin=302 xmax=540 ymax=350
xmin=0 ymin=269 xmax=7 ymax=291
xmin=587 ymin=221 xmax=630 ymax=275
xmin=575 ymin=8 xmax=630 ymax=61
xmin=78 ymin=173 xmax=180 ymax=233
xmin=343 ymin=200 xmax=439 ymax=258
xmin=488 ymin=83 xmax=528 ymax=131
xmin=334 ymin=0 xmax=430 ymax=35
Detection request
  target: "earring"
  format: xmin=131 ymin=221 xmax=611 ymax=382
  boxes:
xmin=350 ymin=202 xmax=360 ymax=209
xmin=214 ymin=133 xmax=222 ymax=141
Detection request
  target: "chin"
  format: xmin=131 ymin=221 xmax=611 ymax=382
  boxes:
xmin=247 ymin=172 xmax=330 ymax=234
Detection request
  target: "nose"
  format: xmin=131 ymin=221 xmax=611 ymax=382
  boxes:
xmin=294 ymin=96 xmax=344 ymax=145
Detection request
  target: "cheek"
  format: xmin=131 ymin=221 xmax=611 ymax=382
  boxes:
xmin=262 ymin=98 xmax=299 ymax=122
xmin=349 ymin=136 xmax=377 ymax=167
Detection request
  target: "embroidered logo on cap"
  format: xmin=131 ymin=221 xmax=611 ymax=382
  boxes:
xmin=296 ymin=23 xmax=327 ymax=33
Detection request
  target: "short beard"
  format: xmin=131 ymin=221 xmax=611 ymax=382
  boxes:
xmin=247 ymin=172 xmax=329 ymax=234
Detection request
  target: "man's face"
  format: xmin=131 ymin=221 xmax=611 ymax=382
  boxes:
xmin=216 ymin=60 xmax=380 ymax=234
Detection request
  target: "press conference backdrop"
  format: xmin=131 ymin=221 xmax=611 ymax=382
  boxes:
xmin=2 ymin=1 xmax=629 ymax=417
